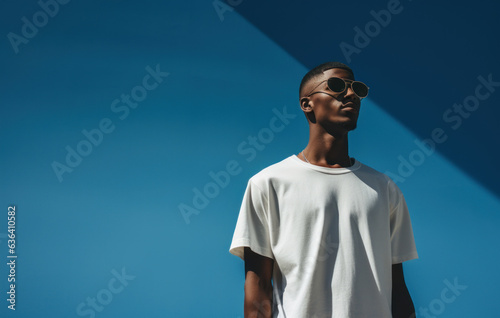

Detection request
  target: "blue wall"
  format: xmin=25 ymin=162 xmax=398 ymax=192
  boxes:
xmin=1 ymin=1 xmax=498 ymax=317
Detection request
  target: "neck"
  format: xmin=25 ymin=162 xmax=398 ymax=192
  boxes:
xmin=301 ymin=128 xmax=352 ymax=168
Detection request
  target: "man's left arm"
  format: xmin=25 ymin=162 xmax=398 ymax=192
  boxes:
xmin=392 ymin=263 xmax=415 ymax=318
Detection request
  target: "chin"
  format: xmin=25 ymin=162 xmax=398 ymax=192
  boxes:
xmin=323 ymin=121 xmax=357 ymax=138
xmin=320 ymin=117 xmax=358 ymax=135
xmin=339 ymin=119 xmax=358 ymax=132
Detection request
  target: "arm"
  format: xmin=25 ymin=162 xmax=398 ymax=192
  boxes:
xmin=244 ymin=247 xmax=274 ymax=318
xmin=392 ymin=263 xmax=415 ymax=318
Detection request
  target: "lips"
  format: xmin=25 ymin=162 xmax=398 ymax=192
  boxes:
xmin=341 ymin=102 xmax=358 ymax=112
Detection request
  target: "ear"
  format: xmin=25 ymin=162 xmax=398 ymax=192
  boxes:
xmin=300 ymin=97 xmax=313 ymax=112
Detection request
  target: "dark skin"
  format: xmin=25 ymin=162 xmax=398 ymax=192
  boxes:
xmin=244 ymin=68 xmax=415 ymax=317
xmin=244 ymin=248 xmax=273 ymax=318
xmin=298 ymin=68 xmax=360 ymax=168
xmin=392 ymin=263 xmax=416 ymax=318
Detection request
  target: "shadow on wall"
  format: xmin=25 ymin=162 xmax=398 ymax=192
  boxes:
xmin=231 ymin=0 xmax=500 ymax=198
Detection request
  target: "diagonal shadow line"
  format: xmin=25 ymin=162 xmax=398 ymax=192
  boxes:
xmin=230 ymin=0 xmax=500 ymax=200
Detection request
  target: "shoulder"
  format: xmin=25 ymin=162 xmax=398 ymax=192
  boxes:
xmin=248 ymin=156 xmax=297 ymax=189
xmin=355 ymin=161 xmax=393 ymax=185
xmin=355 ymin=161 xmax=404 ymax=197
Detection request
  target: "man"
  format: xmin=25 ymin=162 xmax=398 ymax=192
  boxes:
xmin=229 ymin=62 xmax=418 ymax=318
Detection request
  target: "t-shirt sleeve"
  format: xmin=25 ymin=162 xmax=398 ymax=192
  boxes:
xmin=229 ymin=179 xmax=274 ymax=261
xmin=388 ymin=181 xmax=418 ymax=264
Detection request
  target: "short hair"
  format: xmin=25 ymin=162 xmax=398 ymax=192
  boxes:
xmin=299 ymin=62 xmax=354 ymax=98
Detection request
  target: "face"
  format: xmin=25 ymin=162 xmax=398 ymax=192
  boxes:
xmin=301 ymin=68 xmax=361 ymax=136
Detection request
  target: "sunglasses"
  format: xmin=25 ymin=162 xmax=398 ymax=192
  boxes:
xmin=306 ymin=77 xmax=369 ymax=99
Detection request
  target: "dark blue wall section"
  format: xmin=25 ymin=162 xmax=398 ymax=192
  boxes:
xmin=234 ymin=0 xmax=500 ymax=198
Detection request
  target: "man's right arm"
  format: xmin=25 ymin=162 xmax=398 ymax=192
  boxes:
xmin=244 ymin=247 xmax=274 ymax=318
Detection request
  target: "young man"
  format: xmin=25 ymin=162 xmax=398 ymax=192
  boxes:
xmin=229 ymin=62 xmax=418 ymax=318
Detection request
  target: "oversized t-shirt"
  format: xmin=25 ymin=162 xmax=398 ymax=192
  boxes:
xmin=229 ymin=155 xmax=418 ymax=318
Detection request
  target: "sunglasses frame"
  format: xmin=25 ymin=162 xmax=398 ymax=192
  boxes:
xmin=305 ymin=77 xmax=369 ymax=99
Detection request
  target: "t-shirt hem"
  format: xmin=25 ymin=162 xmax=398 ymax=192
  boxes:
xmin=392 ymin=251 xmax=419 ymax=264
xmin=229 ymin=239 xmax=274 ymax=261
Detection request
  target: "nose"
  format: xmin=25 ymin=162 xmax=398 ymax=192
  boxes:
xmin=342 ymin=83 xmax=357 ymax=101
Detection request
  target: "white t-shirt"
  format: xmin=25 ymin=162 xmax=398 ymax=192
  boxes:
xmin=229 ymin=155 xmax=418 ymax=318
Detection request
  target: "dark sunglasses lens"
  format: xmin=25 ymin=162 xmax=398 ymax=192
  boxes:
xmin=352 ymin=82 xmax=369 ymax=98
xmin=328 ymin=77 xmax=346 ymax=93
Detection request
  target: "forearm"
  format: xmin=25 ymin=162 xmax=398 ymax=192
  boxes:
xmin=391 ymin=262 xmax=415 ymax=318
xmin=244 ymin=247 xmax=274 ymax=318
xmin=392 ymin=285 xmax=415 ymax=318
xmin=244 ymin=274 xmax=273 ymax=318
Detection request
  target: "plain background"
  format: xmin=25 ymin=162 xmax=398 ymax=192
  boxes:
xmin=1 ymin=1 xmax=499 ymax=317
